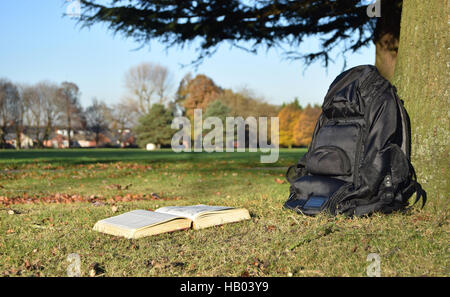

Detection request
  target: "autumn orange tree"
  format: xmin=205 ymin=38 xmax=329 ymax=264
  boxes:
xmin=278 ymin=101 xmax=302 ymax=148
xmin=293 ymin=104 xmax=321 ymax=147
xmin=216 ymin=89 xmax=278 ymax=118
xmin=278 ymin=100 xmax=321 ymax=148
xmin=178 ymin=74 xmax=223 ymax=119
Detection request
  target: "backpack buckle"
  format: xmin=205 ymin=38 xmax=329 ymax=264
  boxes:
xmin=381 ymin=175 xmax=394 ymax=203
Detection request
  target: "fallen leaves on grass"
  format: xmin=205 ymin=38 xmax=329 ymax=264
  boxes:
xmin=145 ymin=260 xmax=167 ymax=270
xmin=105 ymin=183 xmax=132 ymax=190
xmin=411 ymin=213 xmax=432 ymax=223
xmin=24 ymin=259 xmax=44 ymax=273
xmin=0 ymin=192 xmax=183 ymax=206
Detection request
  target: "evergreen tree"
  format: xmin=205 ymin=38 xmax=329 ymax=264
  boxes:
xmin=135 ymin=104 xmax=174 ymax=148
xmin=204 ymin=100 xmax=231 ymax=123
xmin=78 ymin=0 xmax=401 ymax=71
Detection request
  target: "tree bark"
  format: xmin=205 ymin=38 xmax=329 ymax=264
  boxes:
xmin=374 ymin=0 xmax=402 ymax=82
xmin=375 ymin=33 xmax=399 ymax=81
xmin=392 ymin=0 xmax=449 ymax=208
xmin=67 ymin=106 xmax=72 ymax=149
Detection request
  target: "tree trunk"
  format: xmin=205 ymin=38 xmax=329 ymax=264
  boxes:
xmin=96 ymin=131 xmax=100 ymax=148
xmin=392 ymin=0 xmax=449 ymax=209
xmin=43 ymin=118 xmax=52 ymax=147
xmin=374 ymin=33 xmax=398 ymax=81
xmin=374 ymin=0 xmax=402 ymax=82
xmin=67 ymin=111 xmax=72 ymax=149
xmin=15 ymin=125 xmax=22 ymax=150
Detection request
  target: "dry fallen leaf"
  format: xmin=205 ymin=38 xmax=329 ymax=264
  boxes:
xmin=51 ymin=247 xmax=58 ymax=256
xmin=265 ymin=225 xmax=277 ymax=232
xmin=92 ymin=201 xmax=105 ymax=207
xmin=275 ymin=178 xmax=286 ymax=184
xmin=151 ymin=193 xmax=160 ymax=199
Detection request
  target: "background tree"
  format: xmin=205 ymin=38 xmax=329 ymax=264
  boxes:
xmin=0 ymin=79 xmax=20 ymax=148
xmin=203 ymin=100 xmax=231 ymax=148
xmin=125 ymin=62 xmax=173 ymax=114
xmin=293 ymin=104 xmax=321 ymax=147
xmin=14 ymin=84 xmax=29 ymax=149
xmin=216 ymin=88 xmax=278 ymax=118
xmin=175 ymin=73 xmax=193 ymax=106
xmin=181 ymin=74 xmax=222 ymax=118
xmin=57 ymin=82 xmax=83 ymax=148
xmin=109 ymin=97 xmax=140 ymax=145
xmin=135 ymin=103 xmax=174 ymax=148
xmin=278 ymin=101 xmax=302 ymax=148
xmin=85 ymin=98 xmax=111 ymax=147
xmin=37 ymin=82 xmax=61 ymax=145
xmin=204 ymin=100 xmax=231 ymax=122
xmin=21 ymin=84 xmax=43 ymax=147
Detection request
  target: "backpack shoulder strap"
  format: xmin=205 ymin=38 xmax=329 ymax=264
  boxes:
xmin=393 ymin=89 xmax=412 ymax=159
xmin=404 ymin=163 xmax=427 ymax=209
xmin=392 ymin=89 xmax=427 ymax=209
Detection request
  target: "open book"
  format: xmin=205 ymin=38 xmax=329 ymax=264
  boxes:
xmin=93 ymin=205 xmax=251 ymax=239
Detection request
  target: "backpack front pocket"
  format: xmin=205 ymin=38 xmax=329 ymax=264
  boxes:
xmin=306 ymin=146 xmax=352 ymax=176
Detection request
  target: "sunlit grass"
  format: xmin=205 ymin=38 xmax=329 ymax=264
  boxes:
xmin=0 ymin=149 xmax=448 ymax=276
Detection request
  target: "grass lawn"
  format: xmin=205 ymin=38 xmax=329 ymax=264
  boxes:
xmin=0 ymin=148 xmax=448 ymax=277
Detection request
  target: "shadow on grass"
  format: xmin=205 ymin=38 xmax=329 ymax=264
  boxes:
xmin=0 ymin=148 xmax=306 ymax=167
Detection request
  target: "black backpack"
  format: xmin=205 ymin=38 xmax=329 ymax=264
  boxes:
xmin=284 ymin=65 xmax=426 ymax=217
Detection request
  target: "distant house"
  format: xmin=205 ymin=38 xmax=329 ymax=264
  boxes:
xmin=109 ymin=129 xmax=136 ymax=148
xmin=55 ymin=129 xmax=74 ymax=138
xmin=77 ymin=139 xmax=96 ymax=148
xmin=5 ymin=133 xmax=17 ymax=148
xmin=1 ymin=126 xmax=135 ymax=149
xmin=121 ymin=134 xmax=136 ymax=148
xmin=74 ymin=133 xmax=112 ymax=148
xmin=43 ymin=134 xmax=69 ymax=148
xmin=4 ymin=132 xmax=34 ymax=149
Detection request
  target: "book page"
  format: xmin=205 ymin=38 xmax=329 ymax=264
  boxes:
xmin=155 ymin=205 xmax=233 ymax=221
xmin=97 ymin=210 xmax=182 ymax=231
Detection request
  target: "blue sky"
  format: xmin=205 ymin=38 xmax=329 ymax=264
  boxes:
xmin=0 ymin=0 xmax=376 ymax=108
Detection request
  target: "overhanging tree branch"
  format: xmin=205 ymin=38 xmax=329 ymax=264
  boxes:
xmin=77 ymin=0 xmax=392 ymax=66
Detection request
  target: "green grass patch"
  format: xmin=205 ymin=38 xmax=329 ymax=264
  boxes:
xmin=0 ymin=149 xmax=448 ymax=276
